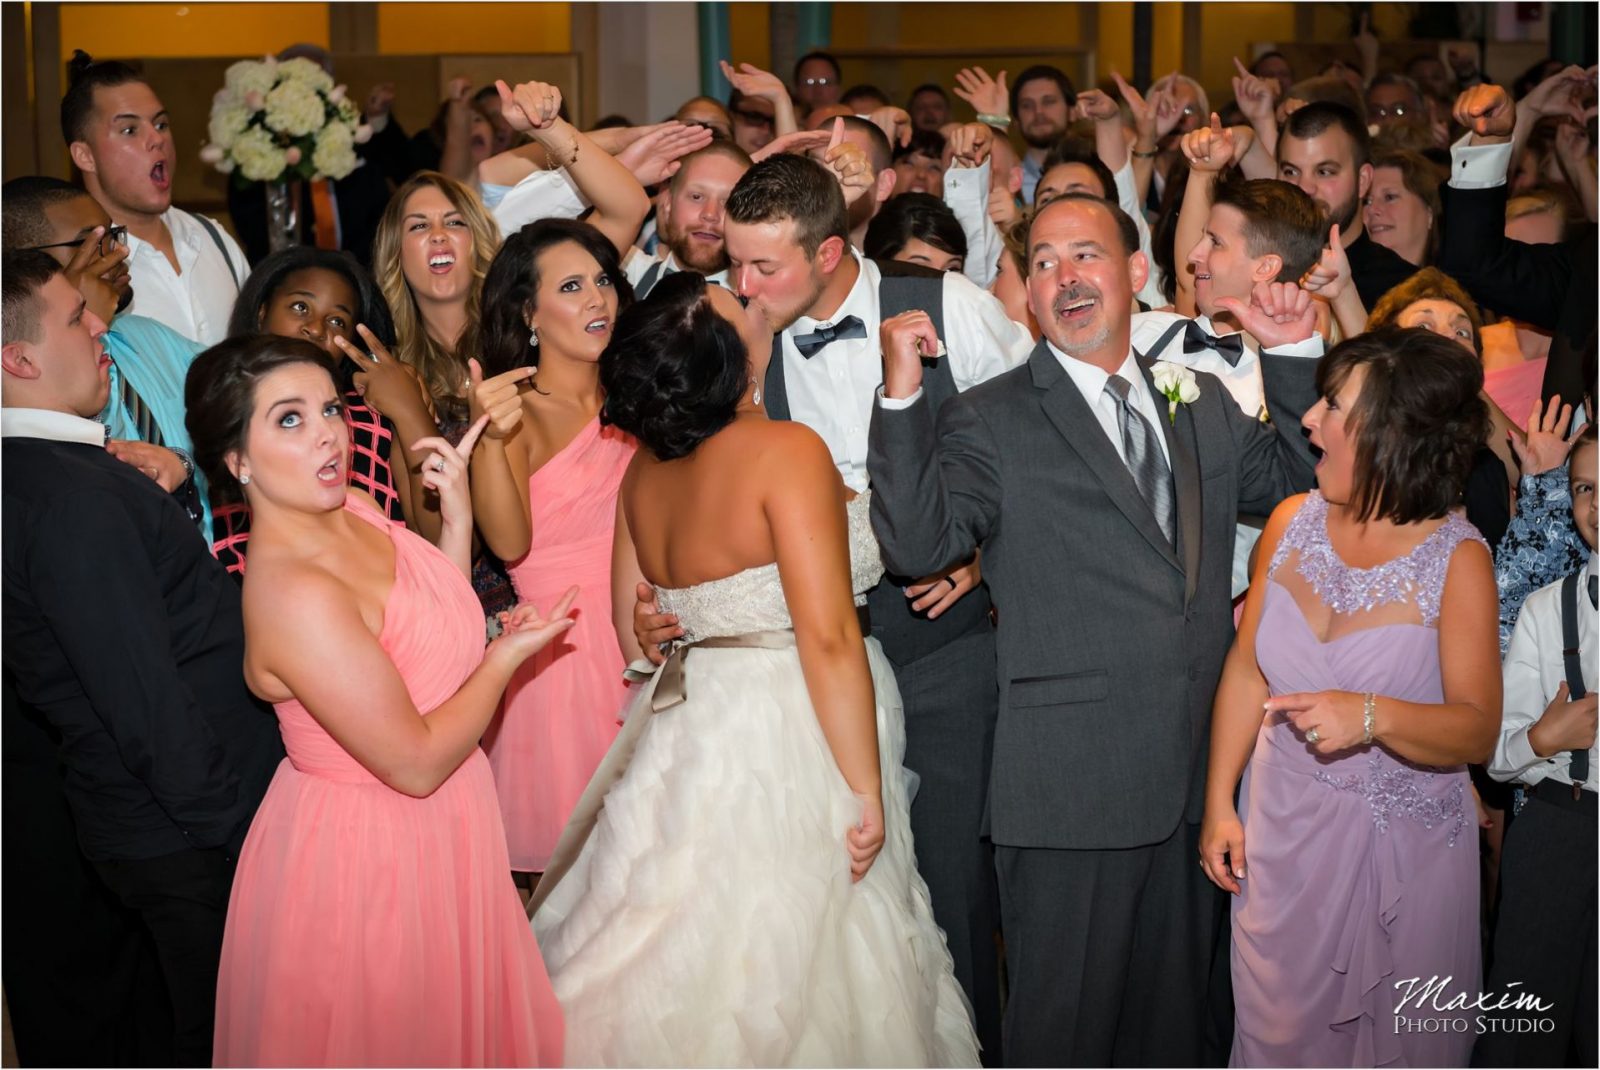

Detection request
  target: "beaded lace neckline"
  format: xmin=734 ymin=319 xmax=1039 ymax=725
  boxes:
xmin=1268 ymin=492 xmax=1482 ymax=628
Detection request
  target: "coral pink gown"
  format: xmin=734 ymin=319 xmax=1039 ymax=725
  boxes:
xmin=484 ymin=418 xmax=634 ymax=873
xmin=213 ymin=496 xmax=563 ymax=1067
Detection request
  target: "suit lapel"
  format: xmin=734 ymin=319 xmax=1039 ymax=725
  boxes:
xmin=1031 ymin=345 xmax=1183 ymax=572
xmin=1138 ymin=352 xmax=1202 ymax=605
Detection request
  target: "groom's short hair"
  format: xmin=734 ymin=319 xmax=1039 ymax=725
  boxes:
xmin=1212 ymin=179 xmax=1325 ymax=283
xmin=1028 ymin=194 xmax=1140 ymax=259
xmin=727 ymin=154 xmax=849 ymax=257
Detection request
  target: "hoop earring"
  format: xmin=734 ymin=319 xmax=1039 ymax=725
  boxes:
xmin=749 ymin=376 xmax=762 ymax=406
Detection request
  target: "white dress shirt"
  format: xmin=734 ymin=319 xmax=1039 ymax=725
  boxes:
xmin=123 ymin=208 xmax=248 ymax=347
xmin=1130 ymin=311 xmax=1323 ymax=595
xmin=491 ymin=167 xmax=589 ymax=235
xmin=1448 ymin=132 xmax=1515 ymax=191
xmin=1047 ymin=342 xmax=1171 ymax=467
xmin=787 ymin=250 xmax=1032 ymax=492
xmin=942 ymin=163 xmax=1002 ymax=289
xmin=1491 ymin=554 xmax=1599 ymax=789
xmin=2 ymin=407 xmax=108 ymax=446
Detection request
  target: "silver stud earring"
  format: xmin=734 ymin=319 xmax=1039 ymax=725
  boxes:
xmin=749 ymin=376 xmax=762 ymax=406
xmin=239 ymin=473 xmax=250 ymax=485
xmin=528 ymin=324 xmax=539 ymax=347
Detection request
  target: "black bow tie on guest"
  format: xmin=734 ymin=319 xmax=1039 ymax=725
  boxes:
xmin=1183 ymin=319 xmax=1246 ymax=367
xmin=792 ymin=315 xmax=868 ymax=358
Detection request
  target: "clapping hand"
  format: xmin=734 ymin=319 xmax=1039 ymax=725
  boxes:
xmin=1180 ymin=112 xmax=1238 ymax=174
xmin=847 ymin=791 xmax=886 ymax=881
xmin=617 ymin=121 xmax=714 ymax=186
xmin=490 ymin=587 xmax=581 ymax=665
xmin=496 ymin=79 xmax=564 ymax=134
xmin=1216 ymin=280 xmax=1318 ymax=349
xmin=821 ymin=118 xmax=874 ymax=206
xmin=953 ymin=66 xmax=1009 ymax=119
xmin=1299 ymin=223 xmax=1353 ymax=301
xmin=1511 ymin=396 xmax=1578 ymax=476
xmin=408 ymin=413 xmax=488 ymax=532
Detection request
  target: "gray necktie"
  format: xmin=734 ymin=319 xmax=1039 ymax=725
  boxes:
xmin=1105 ymin=374 xmax=1175 ymax=545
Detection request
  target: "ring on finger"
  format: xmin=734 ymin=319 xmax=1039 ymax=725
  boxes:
xmin=433 ymin=458 xmax=447 ymax=473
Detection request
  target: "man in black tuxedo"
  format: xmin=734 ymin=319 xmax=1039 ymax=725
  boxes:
xmin=1 ymin=251 xmax=283 ymax=1066
xmin=868 ymin=194 xmax=1320 ymax=1066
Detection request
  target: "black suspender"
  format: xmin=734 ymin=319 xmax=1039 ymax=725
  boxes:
xmin=1560 ymin=571 xmax=1589 ymax=789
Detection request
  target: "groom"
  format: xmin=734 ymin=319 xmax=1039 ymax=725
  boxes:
xmin=867 ymin=193 xmax=1321 ymax=1066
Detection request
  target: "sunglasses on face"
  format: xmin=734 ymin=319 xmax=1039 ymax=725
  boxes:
xmin=26 ymin=225 xmax=129 ymax=259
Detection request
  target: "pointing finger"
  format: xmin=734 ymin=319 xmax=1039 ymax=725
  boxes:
xmin=827 ymin=116 xmax=845 ymax=153
xmin=455 ymin=413 xmax=491 ymax=457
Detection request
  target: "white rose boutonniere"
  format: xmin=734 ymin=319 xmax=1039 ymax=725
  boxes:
xmin=1149 ymin=361 xmax=1200 ymax=425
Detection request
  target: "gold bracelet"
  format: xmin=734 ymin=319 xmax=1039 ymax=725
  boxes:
xmin=1362 ymin=692 xmax=1377 ymax=745
xmin=542 ymin=126 xmax=580 ymax=169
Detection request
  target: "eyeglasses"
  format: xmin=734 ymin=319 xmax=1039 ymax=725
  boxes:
xmin=799 ymin=76 xmax=835 ymax=87
xmin=25 ymin=225 xmax=129 ymax=258
xmin=731 ymin=107 xmax=775 ymax=129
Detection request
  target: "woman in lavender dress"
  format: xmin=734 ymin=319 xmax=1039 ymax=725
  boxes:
xmin=1201 ymin=328 xmax=1503 ymax=1067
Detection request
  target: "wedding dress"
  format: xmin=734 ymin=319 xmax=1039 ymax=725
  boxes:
xmin=531 ymin=493 xmax=980 ymax=1067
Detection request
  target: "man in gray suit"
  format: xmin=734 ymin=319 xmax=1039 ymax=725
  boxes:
xmin=867 ymin=192 xmax=1321 ymax=1066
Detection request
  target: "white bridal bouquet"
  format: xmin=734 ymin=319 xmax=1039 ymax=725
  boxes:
xmin=200 ymin=56 xmax=372 ymax=184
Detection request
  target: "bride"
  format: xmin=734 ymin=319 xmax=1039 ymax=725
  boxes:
xmin=529 ymin=271 xmax=978 ymax=1067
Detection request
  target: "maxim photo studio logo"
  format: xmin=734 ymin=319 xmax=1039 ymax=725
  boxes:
xmin=1392 ymin=976 xmax=1556 ymax=1035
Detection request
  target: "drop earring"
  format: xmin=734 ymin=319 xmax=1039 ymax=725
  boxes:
xmin=528 ymin=324 xmax=539 ymax=347
xmin=749 ymin=376 xmax=762 ymax=406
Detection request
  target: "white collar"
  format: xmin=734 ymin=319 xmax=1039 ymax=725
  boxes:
xmin=789 ymin=249 xmax=877 ymax=334
xmin=1 ymin=407 xmax=107 ymax=447
xmin=1046 ymin=342 xmax=1145 ymax=403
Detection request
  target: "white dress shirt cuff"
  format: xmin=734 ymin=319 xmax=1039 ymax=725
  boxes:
xmin=1260 ymin=333 xmax=1324 ymax=360
xmin=1496 ymin=724 xmax=1550 ymax=784
xmin=1448 ymin=133 xmax=1514 ymax=190
xmin=876 ymin=385 xmax=923 ymax=410
xmin=943 ymin=164 xmax=1000 ymax=289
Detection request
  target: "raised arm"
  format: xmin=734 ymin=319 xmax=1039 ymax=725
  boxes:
xmin=1173 ymin=113 xmax=1240 ymax=316
xmin=466 ymin=357 xmax=538 ymax=562
xmin=496 ymin=79 xmax=650 ymax=255
xmin=251 ymin=565 xmax=576 ymax=798
xmin=867 ymin=311 xmax=1003 ymax=577
xmin=436 ymin=77 xmax=478 ymax=185
xmin=766 ymin=427 xmax=884 ymax=881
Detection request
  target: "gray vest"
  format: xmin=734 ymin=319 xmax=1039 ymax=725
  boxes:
xmin=763 ymin=261 xmax=993 ymax=666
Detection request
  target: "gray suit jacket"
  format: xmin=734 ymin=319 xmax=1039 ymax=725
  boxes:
xmin=867 ymin=340 xmax=1319 ymax=850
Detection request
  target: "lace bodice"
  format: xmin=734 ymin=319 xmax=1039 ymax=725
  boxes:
xmin=1268 ymin=492 xmax=1485 ymax=629
xmin=655 ymin=493 xmax=884 ymax=640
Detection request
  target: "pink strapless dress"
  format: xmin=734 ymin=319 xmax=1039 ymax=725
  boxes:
xmin=213 ymin=497 xmax=563 ymax=1068
xmin=484 ymin=418 xmax=635 ymax=872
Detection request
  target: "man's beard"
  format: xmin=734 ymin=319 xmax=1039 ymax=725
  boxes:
xmin=1325 ymin=189 xmax=1361 ymax=233
xmin=1047 ymin=284 xmax=1111 ymax=355
xmin=664 ymin=222 xmax=729 ymax=275
xmin=1022 ymin=121 xmax=1065 ymax=150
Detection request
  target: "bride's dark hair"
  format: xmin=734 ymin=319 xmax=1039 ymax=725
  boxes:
xmin=599 ymin=271 xmax=748 ymax=461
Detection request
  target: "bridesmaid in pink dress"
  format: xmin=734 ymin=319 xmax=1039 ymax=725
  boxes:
xmin=470 ymin=220 xmax=636 ymax=874
xmin=188 ymin=336 xmax=571 ymax=1067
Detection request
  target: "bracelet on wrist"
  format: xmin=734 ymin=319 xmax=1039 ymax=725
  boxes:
xmin=976 ymin=112 xmax=1011 ymax=131
xmin=1132 ymin=147 xmax=1159 ymax=159
xmin=1361 ymin=692 xmax=1377 ymax=745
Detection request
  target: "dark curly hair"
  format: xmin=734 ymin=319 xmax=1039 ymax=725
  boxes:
xmin=479 ymin=218 xmax=634 ymax=379
xmin=227 ymin=247 xmax=397 ymax=386
xmin=185 ymin=334 xmax=338 ymax=500
xmin=599 ymin=272 xmax=748 ymax=461
xmin=1316 ymin=326 xmax=1489 ymax=525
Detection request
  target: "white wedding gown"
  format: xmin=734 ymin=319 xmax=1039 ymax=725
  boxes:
xmin=531 ymin=494 xmax=980 ymax=1067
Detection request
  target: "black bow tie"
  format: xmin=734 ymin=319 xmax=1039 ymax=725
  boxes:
xmin=792 ymin=315 xmax=868 ymax=358
xmin=1184 ymin=320 xmax=1246 ymax=367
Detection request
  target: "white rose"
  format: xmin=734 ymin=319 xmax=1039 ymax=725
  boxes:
xmin=1177 ymin=377 xmax=1201 ymax=404
xmin=264 ymin=80 xmax=326 ymax=138
xmin=230 ymin=126 xmax=288 ymax=182
xmin=224 ymin=59 xmax=277 ymax=101
xmin=1149 ymin=361 xmax=1181 ymax=393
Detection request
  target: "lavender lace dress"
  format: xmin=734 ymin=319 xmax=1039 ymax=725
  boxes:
xmin=1231 ymin=493 xmax=1484 ymax=1068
